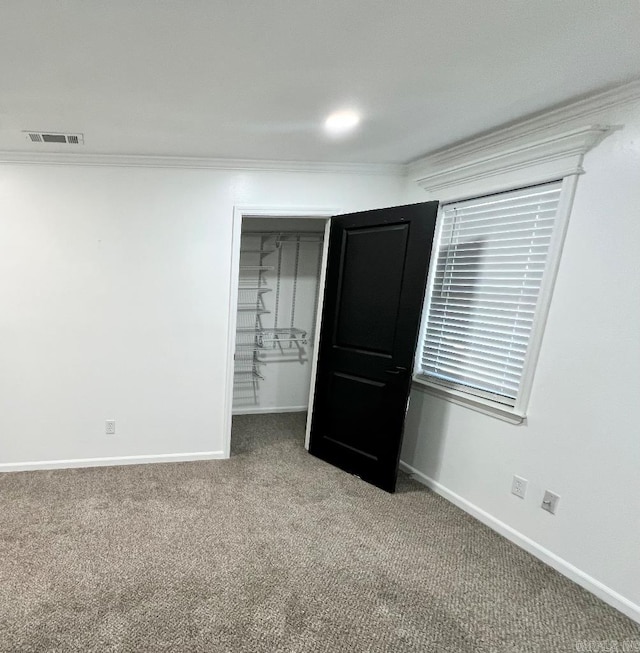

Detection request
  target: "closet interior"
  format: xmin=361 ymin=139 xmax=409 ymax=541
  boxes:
xmin=233 ymin=217 xmax=326 ymax=414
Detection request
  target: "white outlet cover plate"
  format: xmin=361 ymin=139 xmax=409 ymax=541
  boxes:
xmin=105 ymin=420 xmax=116 ymax=435
xmin=511 ymin=475 xmax=528 ymax=499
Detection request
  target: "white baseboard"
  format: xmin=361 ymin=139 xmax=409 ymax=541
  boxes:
xmin=399 ymin=461 xmax=640 ymax=625
xmin=0 ymin=450 xmax=226 ymax=473
xmin=232 ymin=406 xmax=308 ymax=416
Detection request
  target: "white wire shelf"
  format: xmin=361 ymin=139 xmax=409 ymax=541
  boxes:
xmin=236 ymin=327 xmax=308 ymax=347
xmin=239 ymin=265 xmax=275 ymax=271
xmin=233 ymin=369 xmax=264 ymax=380
xmin=234 ymin=352 xmax=264 ymax=361
xmin=237 ymin=306 xmax=271 ymax=313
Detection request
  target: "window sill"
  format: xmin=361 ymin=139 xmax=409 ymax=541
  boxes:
xmin=411 ymin=376 xmax=526 ymax=425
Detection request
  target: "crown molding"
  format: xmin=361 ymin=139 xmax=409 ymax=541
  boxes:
xmin=0 ymin=150 xmax=404 ymax=177
xmin=412 ymin=125 xmax=610 ymax=197
xmin=407 ymin=79 xmax=640 ymax=181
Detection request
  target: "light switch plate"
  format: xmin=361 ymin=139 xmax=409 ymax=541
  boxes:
xmin=541 ymin=490 xmax=560 ymax=514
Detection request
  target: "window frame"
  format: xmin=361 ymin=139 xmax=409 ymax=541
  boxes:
xmin=413 ymin=174 xmax=579 ymax=423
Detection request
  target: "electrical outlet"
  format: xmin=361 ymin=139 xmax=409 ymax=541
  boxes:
xmin=541 ymin=490 xmax=560 ymax=514
xmin=511 ymin=475 xmax=528 ymax=499
xmin=105 ymin=420 xmax=116 ymax=435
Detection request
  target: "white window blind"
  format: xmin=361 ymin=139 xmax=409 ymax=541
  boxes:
xmin=419 ymin=181 xmax=563 ymax=406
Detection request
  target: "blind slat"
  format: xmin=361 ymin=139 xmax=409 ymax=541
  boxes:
xmin=430 ymin=296 xmax=539 ymax=308
xmin=423 ymin=360 xmax=521 ymax=388
xmin=441 ymin=216 xmax=556 ymax=236
xmin=432 ymin=290 xmax=539 ymax=302
xmin=446 ymin=187 xmax=561 ymax=213
xmin=436 ymin=272 xmax=544 ymax=280
xmin=435 ymin=281 xmax=543 ymax=291
xmin=425 ymin=333 xmax=528 ymax=356
xmin=443 ymin=204 xmax=559 ymax=224
xmin=426 ymin=325 xmax=530 ymax=347
xmin=429 ymin=307 xmax=534 ymax=325
xmin=423 ymin=347 xmax=525 ymax=369
xmin=436 ymin=252 xmax=548 ymax=263
xmin=427 ymin=314 xmax=533 ymax=332
xmin=438 ymin=235 xmax=552 ymax=251
xmin=429 ymin=299 xmax=536 ymax=317
xmin=426 ymin=321 xmax=531 ymax=341
xmin=423 ymin=357 xmax=523 ymax=383
xmin=425 ymin=337 xmax=527 ymax=357
xmin=422 ymin=347 xmax=525 ymax=371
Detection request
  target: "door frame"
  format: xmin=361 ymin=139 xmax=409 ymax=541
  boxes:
xmin=223 ymin=205 xmax=337 ymax=458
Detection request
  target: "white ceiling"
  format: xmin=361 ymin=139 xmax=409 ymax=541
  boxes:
xmin=1 ymin=1 xmax=639 ymax=164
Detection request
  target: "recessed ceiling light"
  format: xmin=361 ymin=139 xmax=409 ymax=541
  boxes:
xmin=324 ymin=110 xmax=360 ymax=136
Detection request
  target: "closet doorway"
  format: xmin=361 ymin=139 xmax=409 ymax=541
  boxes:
xmin=225 ymin=209 xmax=332 ymax=455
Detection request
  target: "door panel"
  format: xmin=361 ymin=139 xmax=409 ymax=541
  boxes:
xmin=309 ymin=202 xmax=438 ymax=492
xmin=335 ymin=224 xmax=408 ymax=353
xmin=326 ymin=372 xmax=386 ymax=458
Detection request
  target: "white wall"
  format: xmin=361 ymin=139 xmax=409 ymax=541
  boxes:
xmin=0 ymin=163 xmax=403 ymax=468
xmin=400 ymin=99 xmax=640 ymax=620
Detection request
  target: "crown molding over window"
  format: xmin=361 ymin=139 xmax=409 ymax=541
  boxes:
xmin=412 ymin=125 xmax=610 ymax=198
xmin=408 ymin=79 xmax=640 ymax=201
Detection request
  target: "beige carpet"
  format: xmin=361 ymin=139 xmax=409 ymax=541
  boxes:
xmin=0 ymin=412 xmax=638 ymax=652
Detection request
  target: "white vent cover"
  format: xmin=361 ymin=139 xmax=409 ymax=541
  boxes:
xmin=24 ymin=131 xmax=84 ymax=145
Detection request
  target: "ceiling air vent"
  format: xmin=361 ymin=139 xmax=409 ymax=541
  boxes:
xmin=24 ymin=131 xmax=84 ymax=145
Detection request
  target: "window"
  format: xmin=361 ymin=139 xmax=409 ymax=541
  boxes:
xmin=416 ymin=180 xmax=567 ymax=418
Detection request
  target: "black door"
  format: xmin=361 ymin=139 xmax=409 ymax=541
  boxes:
xmin=309 ymin=202 xmax=438 ymax=492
